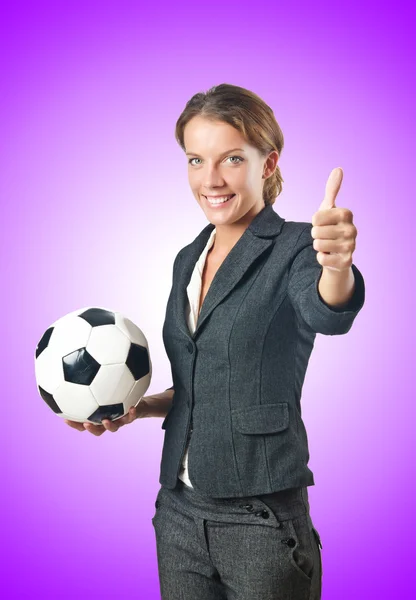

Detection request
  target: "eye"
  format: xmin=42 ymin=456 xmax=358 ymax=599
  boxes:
xmin=188 ymin=156 xmax=244 ymax=166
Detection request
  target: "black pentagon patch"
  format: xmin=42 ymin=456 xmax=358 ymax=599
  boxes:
xmin=126 ymin=343 xmax=150 ymax=380
xmin=88 ymin=403 xmax=124 ymax=424
xmin=38 ymin=386 xmax=62 ymax=414
xmin=78 ymin=308 xmax=115 ymax=327
xmin=63 ymin=348 xmax=101 ymax=384
xmin=35 ymin=327 xmax=54 ymax=359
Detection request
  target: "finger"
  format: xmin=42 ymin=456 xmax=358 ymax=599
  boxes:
xmin=313 ymin=238 xmax=346 ymax=253
xmin=318 ymin=167 xmax=343 ymax=212
xmin=102 ymin=419 xmax=120 ymax=433
xmin=118 ymin=409 xmax=133 ymax=424
xmin=312 ymin=207 xmax=346 ymax=228
xmin=311 ymin=224 xmax=340 ymax=239
xmin=119 ymin=407 xmax=137 ymax=425
xmin=65 ymin=419 xmax=86 ymax=432
xmin=119 ymin=409 xmax=134 ymax=425
xmin=84 ymin=422 xmax=105 ymax=436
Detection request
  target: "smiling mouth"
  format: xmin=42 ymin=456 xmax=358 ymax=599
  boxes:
xmin=203 ymin=194 xmax=236 ymax=205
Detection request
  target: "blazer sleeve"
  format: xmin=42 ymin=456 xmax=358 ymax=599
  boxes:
xmin=163 ymin=249 xmax=183 ymax=392
xmin=287 ymin=225 xmax=365 ymax=336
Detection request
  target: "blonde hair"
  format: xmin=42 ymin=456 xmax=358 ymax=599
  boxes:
xmin=175 ymin=83 xmax=284 ymax=206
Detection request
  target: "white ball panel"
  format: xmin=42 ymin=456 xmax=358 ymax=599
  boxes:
xmin=115 ymin=314 xmax=149 ymax=348
xmin=35 ymin=346 xmax=65 ymax=394
xmin=54 ymin=381 xmax=99 ymax=422
xmin=48 ymin=316 xmax=92 ymax=356
xmin=49 ymin=307 xmax=92 ymax=328
xmin=86 ymin=325 xmax=130 ymax=364
xmin=90 ymin=363 xmax=135 ymax=407
xmin=124 ymin=372 xmax=152 ymax=408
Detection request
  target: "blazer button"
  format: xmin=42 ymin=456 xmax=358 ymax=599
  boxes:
xmin=254 ymin=509 xmax=270 ymax=519
xmin=187 ymin=342 xmax=194 ymax=353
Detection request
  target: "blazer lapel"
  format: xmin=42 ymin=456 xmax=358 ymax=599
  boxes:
xmin=174 ymin=204 xmax=286 ymax=340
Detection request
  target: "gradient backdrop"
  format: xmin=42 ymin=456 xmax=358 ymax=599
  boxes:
xmin=1 ymin=0 xmax=414 ymax=598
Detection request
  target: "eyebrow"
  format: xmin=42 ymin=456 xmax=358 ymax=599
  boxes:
xmin=185 ymin=147 xmax=245 ymax=157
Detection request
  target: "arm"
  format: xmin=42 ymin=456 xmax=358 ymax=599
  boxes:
xmin=141 ymin=387 xmax=175 ymax=419
xmin=317 ymin=265 xmax=356 ymax=309
xmin=287 ymin=225 xmax=365 ymax=335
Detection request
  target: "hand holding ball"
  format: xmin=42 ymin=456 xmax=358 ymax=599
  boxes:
xmin=65 ymin=402 xmax=147 ymax=435
xmin=34 ymin=307 xmax=152 ymax=431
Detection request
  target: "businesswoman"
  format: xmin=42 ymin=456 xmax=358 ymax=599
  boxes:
xmin=67 ymin=83 xmax=365 ymax=600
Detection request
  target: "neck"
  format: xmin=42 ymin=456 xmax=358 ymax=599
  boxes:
xmin=211 ymin=201 xmax=266 ymax=255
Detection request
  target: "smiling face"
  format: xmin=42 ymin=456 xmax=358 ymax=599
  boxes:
xmin=184 ymin=115 xmax=278 ymax=228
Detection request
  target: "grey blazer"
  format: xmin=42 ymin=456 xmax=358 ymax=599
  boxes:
xmin=160 ymin=204 xmax=365 ymax=498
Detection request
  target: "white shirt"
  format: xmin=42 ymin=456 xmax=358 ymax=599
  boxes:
xmin=178 ymin=226 xmax=217 ymax=487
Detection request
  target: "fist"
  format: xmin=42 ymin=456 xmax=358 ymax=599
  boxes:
xmin=311 ymin=167 xmax=357 ymax=272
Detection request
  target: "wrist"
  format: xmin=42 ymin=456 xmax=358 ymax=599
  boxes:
xmin=135 ymin=397 xmax=150 ymax=419
xmin=139 ymin=389 xmax=174 ymax=419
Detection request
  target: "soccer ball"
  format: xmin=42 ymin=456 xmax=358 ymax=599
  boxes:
xmin=34 ymin=307 xmax=152 ymax=424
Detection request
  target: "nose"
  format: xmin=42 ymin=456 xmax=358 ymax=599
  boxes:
xmin=203 ymin=164 xmax=226 ymax=189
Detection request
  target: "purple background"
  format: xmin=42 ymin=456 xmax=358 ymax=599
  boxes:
xmin=1 ymin=1 xmax=414 ymax=598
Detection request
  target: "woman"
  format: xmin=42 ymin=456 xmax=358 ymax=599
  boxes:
xmin=67 ymin=83 xmax=365 ymax=599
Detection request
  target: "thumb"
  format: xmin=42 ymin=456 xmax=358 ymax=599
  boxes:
xmin=318 ymin=167 xmax=343 ymax=211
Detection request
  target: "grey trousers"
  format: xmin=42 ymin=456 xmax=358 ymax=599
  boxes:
xmin=152 ymin=479 xmax=323 ymax=600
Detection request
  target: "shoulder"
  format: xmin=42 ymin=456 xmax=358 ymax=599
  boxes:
xmin=281 ymin=220 xmax=311 ymax=238
xmin=175 ymin=223 xmax=214 ymax=259
xmin=274 ymin=220 xmax=313 ymax=256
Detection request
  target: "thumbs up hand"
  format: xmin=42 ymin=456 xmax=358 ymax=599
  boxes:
xmin=311 ymin=168 xmax=357 ymax=273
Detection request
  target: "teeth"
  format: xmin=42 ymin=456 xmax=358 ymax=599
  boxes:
xmin=206 ymin=195 xmax=234 ymax=204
